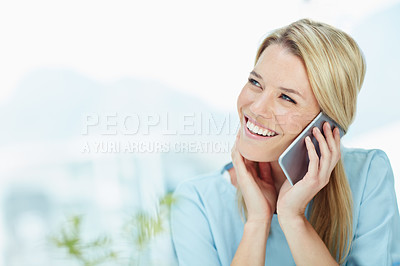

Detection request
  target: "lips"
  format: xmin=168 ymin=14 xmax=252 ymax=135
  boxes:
xmin=244 ymin=115 xmax=278 ymax=137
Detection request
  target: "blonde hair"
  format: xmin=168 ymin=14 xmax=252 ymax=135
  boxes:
xmin=236 ymin=19 xmax=366 ymax=263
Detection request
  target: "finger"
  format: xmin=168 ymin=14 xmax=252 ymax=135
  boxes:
xmin=330 ymin=127 xmax=342 ymax=166
xmin=324 ymin=122 xmax=340 ymax=162
xmin=232 ymin=147 xmax=246 ymax=173
xmin=305 ymin=136 xmax=319 ymax=177
xmin=244 ymin=158 xmax=258 ymax=178
xmin=231 ymin=133 xmax=257 ymax=185
xmin=231 ymin=142 xmax=237 ymax=161
xmin=323 ymin=122 xmax=335 ymax=152
xmin=232 ymin=149 xmax=257 ymax=188
xmin=231 ymin=152 xmax=246 ymax=182
xmin=231 ymin=130 xmax=241 ymax=158
xmin=313 ymin=126 xmax=331 ymax=167
xmin=313 ymin=127 xmax=332 ymax=176
xmin=334 ymin=127 xmax=341 ymax=154
xmin=313 ymin=126 xmax=332 ymax=181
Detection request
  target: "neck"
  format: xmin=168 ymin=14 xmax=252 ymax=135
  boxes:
xmin=227 ymin=160 xmax=287 ymax=194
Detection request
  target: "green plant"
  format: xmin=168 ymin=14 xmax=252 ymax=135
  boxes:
xmin=50 ymin=215 xmax=118 ymax=266
xmin=50 ymin=192 xmax=177 ymax=266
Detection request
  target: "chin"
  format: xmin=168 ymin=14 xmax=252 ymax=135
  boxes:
xmin=238 ymin=139 xmax=280 ymax=162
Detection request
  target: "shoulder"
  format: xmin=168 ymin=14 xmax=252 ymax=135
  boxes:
xmin=341 ymin=146 xmax=390 ymax=166
xmin=341 ymin=146 xmax=392 ymax=180
xmin=341 ymin=146 xmax=395 ymax=205
xmin=173 ymin=167 xmax=232 ymax=202
xmin=341 ymin=148 xmax=400 ymax=264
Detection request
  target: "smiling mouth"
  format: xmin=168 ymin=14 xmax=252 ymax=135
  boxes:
xmin=245 ymin=116 xmax=278 ymax=137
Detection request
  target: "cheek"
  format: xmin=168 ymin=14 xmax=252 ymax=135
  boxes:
xmin=273 ymin=109 xmax=302 ymax=136
xmin=236 ymin=91 xmax=243 ymax=114
xmin=237 ymin=87 xmax=251 ymax=115
xmin=277 ymin=111 xmax=318 ymax=136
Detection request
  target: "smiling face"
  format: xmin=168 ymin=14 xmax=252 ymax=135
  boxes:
xmin=237 ymin=44 xmax=320 ymax=162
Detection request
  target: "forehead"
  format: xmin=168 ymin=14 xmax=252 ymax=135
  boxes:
xmin=254 ymin=44 xmax=313 ymax=98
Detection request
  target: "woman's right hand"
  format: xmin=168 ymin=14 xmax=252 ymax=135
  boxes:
xmin=231 ymin=132 xmax=278 ymax=223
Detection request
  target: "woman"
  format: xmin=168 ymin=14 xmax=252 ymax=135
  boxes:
xmin=170 ymin=19 xmax=400 ymax=265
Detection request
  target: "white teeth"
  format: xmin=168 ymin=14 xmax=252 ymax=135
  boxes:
xmin=246 ymin=119 xmax=277 ymax=137
xmin=262 ymin=129 xmax=268 ymax=136
xmin=249 ymin=122 xmax=254 ymax=131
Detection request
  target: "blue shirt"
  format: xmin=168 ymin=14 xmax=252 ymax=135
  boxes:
xmin=171 ymin=147 xmax=400 ymax=265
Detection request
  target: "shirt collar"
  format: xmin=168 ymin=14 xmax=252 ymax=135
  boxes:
xmin=221 ymin=162 xmax=233 ymax=174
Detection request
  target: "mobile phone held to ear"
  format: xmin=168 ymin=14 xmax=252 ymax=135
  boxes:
xmin=278 ymin=112 xmax=345 ymax=186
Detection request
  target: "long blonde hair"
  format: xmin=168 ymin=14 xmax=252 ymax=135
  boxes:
xmin=236 ymin=19 xmax=366 ymax=263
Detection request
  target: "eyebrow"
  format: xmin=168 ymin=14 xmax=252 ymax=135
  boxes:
xmin=250 ymin=70 xmax=263 ymax=80
xmin=249 ymin=70 xmax=304 ymax=99
xmin=278 ymin=87 xmax=304 ymax=99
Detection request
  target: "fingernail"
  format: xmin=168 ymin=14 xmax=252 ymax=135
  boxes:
xmin=326 ymin=122 xmax=331 ymax=129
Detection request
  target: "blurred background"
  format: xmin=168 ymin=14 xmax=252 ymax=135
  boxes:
xmin=1 ymin=0 xmax=399 ymax=265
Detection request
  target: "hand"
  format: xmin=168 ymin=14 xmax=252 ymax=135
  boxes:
xmin=231 ymin=132 xmax=278 ymax=223
xmin=277 ymin=122 xmax=341 ymax=220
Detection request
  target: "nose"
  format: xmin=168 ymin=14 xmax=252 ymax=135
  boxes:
xmin=249 ymin=90 xmax=275 ymax=120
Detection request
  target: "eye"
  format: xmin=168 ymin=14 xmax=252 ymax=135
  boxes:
xmin=280 ymin=93 xmax=297 ymax=104
xmin=248 ymin=78 xmax=261 ymax=88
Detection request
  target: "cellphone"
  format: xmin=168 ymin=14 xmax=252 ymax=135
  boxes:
xmin=278 ymin=112 xmax=345 ymax=186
